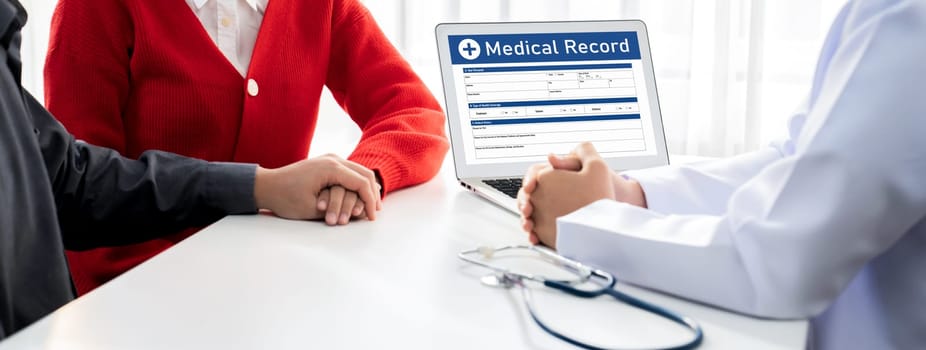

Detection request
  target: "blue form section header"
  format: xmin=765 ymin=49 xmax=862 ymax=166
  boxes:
xmin=469 ymin=97 xmax=638 ymax=109
xmin=471 ymin=114 xmax=641 ymax=126
xmin=463 ymin=63 xmax=631 ymax=73
xmin=449 ymin=32 xmax=640 ymax=64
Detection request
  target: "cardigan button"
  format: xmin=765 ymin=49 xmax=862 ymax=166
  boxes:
xmin=247 ymin=78 xmax=259 ymax=97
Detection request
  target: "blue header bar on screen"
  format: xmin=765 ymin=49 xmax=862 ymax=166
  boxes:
xmin=463 ymin=63 xmax=631 ymax=73
xmin=449 ymin=32 xmax=640 ymax=64
xmin=469 ymin=97 xmax=638 ymax=109
xmin=470 ymin=114 xmax=641 ymax=126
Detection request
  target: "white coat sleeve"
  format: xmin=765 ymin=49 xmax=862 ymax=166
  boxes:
xmin=556 ymin=1 xmax=926 ymax=319
xmin=622 ymin=146 xmax=786 ymax=215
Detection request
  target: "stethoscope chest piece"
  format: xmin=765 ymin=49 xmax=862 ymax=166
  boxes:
xmin=481 ymin=273 xmax=515 ymax=288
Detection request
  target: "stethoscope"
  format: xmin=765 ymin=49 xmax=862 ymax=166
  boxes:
xmin=459 ymin=244 xmax=703 ymax=350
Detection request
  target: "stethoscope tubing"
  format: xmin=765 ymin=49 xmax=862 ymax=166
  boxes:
xmin=461 ymin=245 xmax=703 ymax=350
xmin=525 ymin=273 xmax=703 ymax=350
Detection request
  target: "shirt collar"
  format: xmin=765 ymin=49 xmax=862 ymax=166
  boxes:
xmin=248 ymin=0 xmax=269 ymax=13
xmin=191 ymin=0 xmax=268 ymax=12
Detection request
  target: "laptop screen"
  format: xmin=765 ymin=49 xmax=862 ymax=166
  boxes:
xmin=437 ymin=22 xmax=668 ymax=178
xmin=446 ymin=31 xmax=661 ymax=164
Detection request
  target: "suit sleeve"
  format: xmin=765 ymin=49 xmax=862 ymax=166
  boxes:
xmin=43 ymin=0 xmax=132 ymax=152
xmin=556 ymin=1 xmax=926 ymax=319
xmin=30 ymin=93 xmax=258 ymax=251
xmin=325 ymin=0 xmax=449 ymax=196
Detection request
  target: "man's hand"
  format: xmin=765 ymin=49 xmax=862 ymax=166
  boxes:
xmin=317 ymin=184 xmax=379 ymax=226
xmin=517 ymin=142 xmax=647 ymax=248
xmin=316 ymin=160 xmax=383 ymax=226
xmin=253 ymin=154 xmax=381 ymax=221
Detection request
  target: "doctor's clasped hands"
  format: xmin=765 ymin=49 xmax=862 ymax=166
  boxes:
xmin=518 ymin=142 xmax=645 ymax=248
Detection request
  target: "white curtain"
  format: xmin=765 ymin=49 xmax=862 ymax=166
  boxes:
xmin=19 ymin=0 xmax=845 ymax=157
xmin=364 ymin=0 xmax=845 ymax=156
xmin=19 ymin=0 xmax=55 ymax=101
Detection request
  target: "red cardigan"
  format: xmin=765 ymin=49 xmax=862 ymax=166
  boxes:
xmin=45 ymin=0 xmax=448 ymax=294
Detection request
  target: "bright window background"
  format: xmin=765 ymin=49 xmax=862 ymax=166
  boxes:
xmin=20 ymin=0 xmax=844 ymax=157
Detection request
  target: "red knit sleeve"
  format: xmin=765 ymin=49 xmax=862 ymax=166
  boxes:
xmin=44 ymin=0 xmax=133 ymax=153
xmin=325 ymin=0 xmax=449 ymax=196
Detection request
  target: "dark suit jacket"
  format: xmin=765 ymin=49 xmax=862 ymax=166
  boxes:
xmin=0 ymin=0 xmax=257 ymax=340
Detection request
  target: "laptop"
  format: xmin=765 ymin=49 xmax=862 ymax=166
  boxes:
xmin=435 ymin=21 xmax=669 ymax=213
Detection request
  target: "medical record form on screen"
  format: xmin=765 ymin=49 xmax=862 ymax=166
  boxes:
xmin=447 ymin=32 xmax=660 ymax=165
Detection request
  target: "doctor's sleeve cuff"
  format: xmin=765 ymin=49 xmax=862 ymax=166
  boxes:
xmin=555 ymin=200 xmax=670 ymax=284
xmin=621 ymin=166 xmax=690 ymax=215
xmin=620 ymin=147 xmax=784 ymax=216
xmin=205 ymin=162 xmax=259 ymax=215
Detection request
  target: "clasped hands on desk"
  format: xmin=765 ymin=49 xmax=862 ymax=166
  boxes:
xmin=0 ymin=161 xmax=807 ymax=349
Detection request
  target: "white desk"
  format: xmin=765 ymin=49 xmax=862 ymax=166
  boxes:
xmin=0 ymin=162 xmax=807 ymax=349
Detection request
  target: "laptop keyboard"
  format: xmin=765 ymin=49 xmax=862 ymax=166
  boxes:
xmin=483 ymin=178 xmax=523 ymax=199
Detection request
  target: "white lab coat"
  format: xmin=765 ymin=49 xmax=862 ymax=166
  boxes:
xmin=555 ymin=0 xmax=926 ymax=349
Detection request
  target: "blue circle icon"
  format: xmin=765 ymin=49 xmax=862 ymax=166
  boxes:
xmin=458 ymin=39 xmax=481 ymax=60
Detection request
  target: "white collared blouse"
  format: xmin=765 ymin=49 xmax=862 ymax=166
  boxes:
xmin=187 ymin=0 xmax=268 ymax=76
